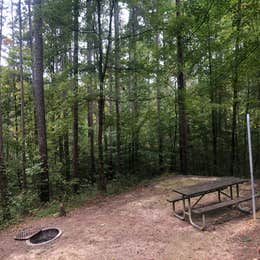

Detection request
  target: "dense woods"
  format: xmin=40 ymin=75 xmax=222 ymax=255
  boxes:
xmin=0 ymin=0 xmax=259 ymax=223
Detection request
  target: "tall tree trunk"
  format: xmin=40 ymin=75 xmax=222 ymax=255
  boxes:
xmin=27 ymin=0 xmax=38 ymax=146
xmin=231 ymin=0 xmax=241 ymax=176
xmin=64 ymin=132 xmax=70 ymax=181
xmin=5 ymin=83 xmax=11 ymax=163
xmin=256 ymin=75 xmax=260 ymax=176
xmin=87 ymin=78 xmax=95 ymax=181
xmin=108 ymin=70 xmax=113 ymax=179
xmin=13 ymin=78 xmax=21 ymax=188
xmin=96 ymin=0 xmax=113 ymax=192
xmin=61 ymin=53 xmax=71 ymax=181
xmin=114 ymin=0 xmax=121 ymax=174
xmin=33 ymin=0 xmax=49 ymax=202
xmin=97 ymin=0 xmax=106 ymax=192
xmin=129 ymin=4 xmax=138 ymax=174
xmin=86 ymin=0 xmax=95 ymax=181
xmin=176 ymin=0 xmax=188 ymax=175
xmin=72 ymin=0 xmax=79 ymax=192
xmin=243 ymin=79 xmax=250 ymax=176
xmin=18 ymin=0 xmax=27 ymax=189
xmin=11 ymin=0 xmax=22 ymax=188
xmin=87 ymin=82 xmax=95 ymax=181
xmin=207 ymin=15 xmax=217 ymax=174
xmin=156 ymin=32 xmax=163 ymax=172
xmin=0 ymin=0 xmax=10 ymax=220
xmin=61 ymin=51 xmax=71 ymax=181
xmin=170 ymin=84 xmax=178 ymax=172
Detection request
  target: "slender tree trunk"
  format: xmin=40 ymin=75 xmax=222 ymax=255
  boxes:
xmin=87 ymin=87 xmax=95 ymax=181
xmin=129 ymin=4 xmax=138 ymax=174
xmin=28 ymin=0 xmax=38 ymax=146
xmin=243 ymin=79 xmax=250 ymax=176
xmin=176 ymin=0 xmax=188 ymax=175
xmin=231 ymin=0 xmax=241 ymax=176
xmin=33 ymin=0 xmax=49 ymax=202
xmin=64 ymin=132 xmax=70 ymax=181
xmin=207 ymin=15 xmax=217 ymax=174
xmin=61 ymin=52 xmax=71 ymax=181
xmin=108 ymin=71 xmax=113 ymax=178
xmin=256 ymin=75 xmax=260 ymax=176
xmin=170 ymin=83 xmax=178 ymax=172
xmin=18 ymin=0 xmax=27 ymax=189
xmin=13 ymin=78 xmax=21 ymax=188
xmin=58 ymin=137 xmax=63 ymax=164
xmin=156 ymin=32 xmax=163 ymax=172
xmin=86 ymin=0 xmax=96 ymax=181
xmin=96 ymin=0 xmax=113 ymax=192
xmin=6 ymin=86 xmax=11 ymax=163
xmin=97 ymin=0 xmax=106 ymax=192
xmin=11 ymin=0 xmax=22 ymax=188
xmin=114 ymin=0 xmax=121 ymax=174
xmin=87 ymin=74 xmax=95 ymax=181
xmin=60 ymin=53 xmax=71 ymax=181
xmin=0 ymin=0 xmax=10 ymax=220
xmin=72 ymin=0 xmax=79 ymax=192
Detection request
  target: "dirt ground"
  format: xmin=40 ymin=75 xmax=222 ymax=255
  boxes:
xmin=0 ymin=175 xmax=260 ymax=260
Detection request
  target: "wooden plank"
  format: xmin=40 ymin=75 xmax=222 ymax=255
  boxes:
xmin=192 ymin=194 xmax=260 ymax=214
xmin=167 ymin=195 xmax=183 ymax=203
xmin=172 ymin=177 xmax=247 ymax=197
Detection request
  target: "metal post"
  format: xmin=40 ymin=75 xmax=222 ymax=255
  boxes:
xmin=246 ymin=114 xmax=256 ymax=220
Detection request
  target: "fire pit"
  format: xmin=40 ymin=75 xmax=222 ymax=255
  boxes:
xmin=26 ymin=227 xmax=62 ymax=246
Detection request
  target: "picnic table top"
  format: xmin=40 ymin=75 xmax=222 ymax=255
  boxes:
xmin=172 ymin=177 xmax=247 ymax=197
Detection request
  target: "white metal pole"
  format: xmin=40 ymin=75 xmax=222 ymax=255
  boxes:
xmin=246 ymin=114 xmax=256 ymax=220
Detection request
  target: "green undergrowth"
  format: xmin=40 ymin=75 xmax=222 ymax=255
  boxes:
xmin=33 ymin=190 xmax=96 ymax=218
xmin=0 ymin=172 xmax=175 ymax=229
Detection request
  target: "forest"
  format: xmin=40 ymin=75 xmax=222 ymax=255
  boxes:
xmin=0 ymin=0 xmax=259 ymax=224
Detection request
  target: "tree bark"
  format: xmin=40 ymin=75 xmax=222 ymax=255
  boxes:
xmin=231 ymin=0 xmax=241 ymax=176
xmin=18 ymin=0 xmax=27 ymax=189
xmin=86 ymin=0 xmax=96 ymax=181
xmin=64 ymin=132 xmax=70 ymax=181
xmin=0 ymin=0 xmax=10 ymax=220
xmin=27 ymin=0 xmax=38 ymax=146
xmin=207 ymin=14 xmax=217 ymax=174
xmin=129 ymin=3 xmax=139 ymax=174
xmin=170 ymin=84 xmax=178 ymax=172
xmin=96 ymin=0 xmax=113 ymax=192
xmin=108 ymin=70 xmax=113 ymax=179
xmin=176 ymin=0 xmax=188 ymax=175
xmin=156 ymin=32 xmax=163 ymax=172
xmin=97 ymin=0 xmax=106 ymax=192
xmin=114 ymin=0 xmax=122 ymax=174
xmin=33 ymin=0 xmax=50 ymax=202
xmin=11 ymin=0 xmax=22 ymax=188
xmin=72 ymin=0 xmax=79 ymax=192
xmin=256 ymin=75 xmax=260 ymax=175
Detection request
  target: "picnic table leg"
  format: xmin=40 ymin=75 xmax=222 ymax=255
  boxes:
xmin=218 ymin=190 xmax=221 ymax=202
xmin=172 ymin=199 xmax=186 ymax=220
xmin=236 ymin=184 xmax=239 ymax=198
xmin=187 ymin=198 xmax=206 ymax=230
xmin=230 ymin=186 xmax=233 ymax=199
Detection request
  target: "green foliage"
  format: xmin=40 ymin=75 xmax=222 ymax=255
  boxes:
xmin=1 ymin=0 xmax=260 ymax=225
xmin=10 ymin=191 xmax=38 ymax=217
xmin=26 ymin=162 xmax=43 ymax=178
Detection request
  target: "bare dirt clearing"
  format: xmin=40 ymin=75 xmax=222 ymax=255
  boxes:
xmin=0 ymin=175 xmax=259 ymax=260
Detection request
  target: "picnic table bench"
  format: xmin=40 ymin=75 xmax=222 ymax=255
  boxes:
xmin=167 ymin=177 xmax=259 ymax=230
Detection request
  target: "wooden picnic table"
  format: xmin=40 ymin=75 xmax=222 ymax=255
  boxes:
xmin=167 ymin=177 xmax=259 ymax=230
